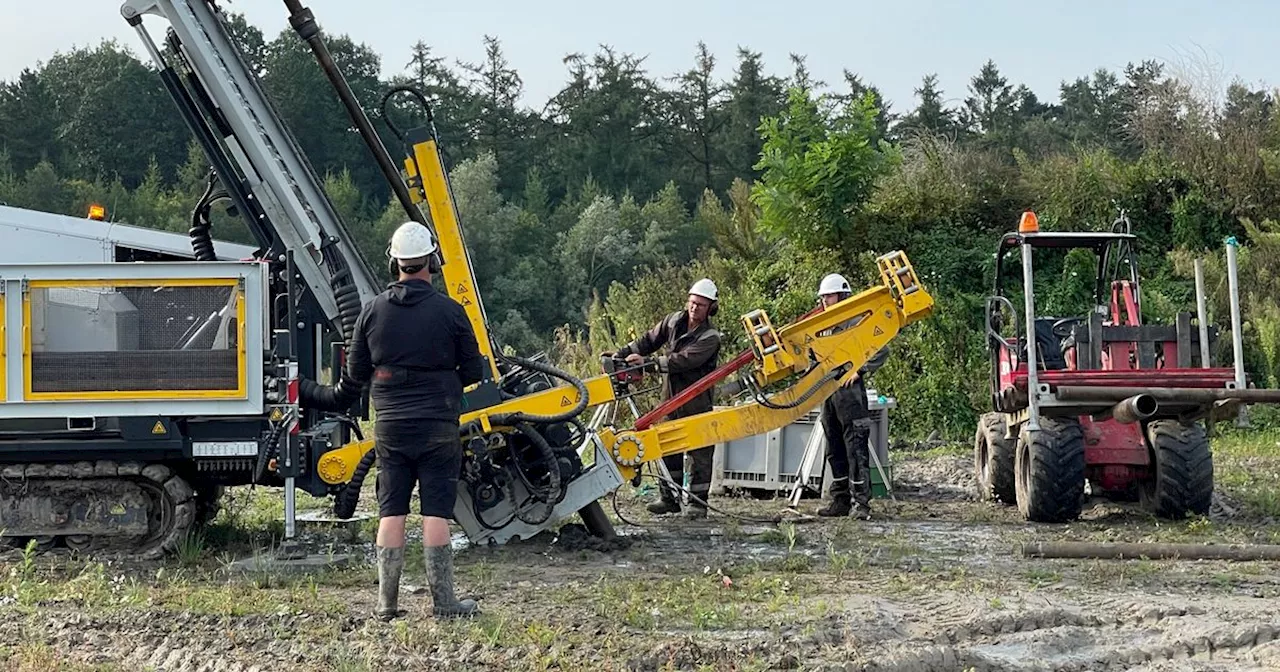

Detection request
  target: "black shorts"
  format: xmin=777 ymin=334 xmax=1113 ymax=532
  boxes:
xmin=373 ymin=419 xmax=462 ymax=519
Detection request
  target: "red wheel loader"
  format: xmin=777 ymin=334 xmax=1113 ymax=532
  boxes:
xmin=974 ymin=211 xmax=1280 ymax=522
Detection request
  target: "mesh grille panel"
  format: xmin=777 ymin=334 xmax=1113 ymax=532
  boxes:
xmin=29 ymin=283 xmax=242 ymax=395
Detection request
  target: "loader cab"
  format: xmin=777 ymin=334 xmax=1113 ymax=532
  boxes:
xmin=985 ymin=215 xmax=1142 ymax=412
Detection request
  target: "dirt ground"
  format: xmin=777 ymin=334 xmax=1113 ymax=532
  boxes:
xmin=4 ymin=432 xmax=1280 ymax=672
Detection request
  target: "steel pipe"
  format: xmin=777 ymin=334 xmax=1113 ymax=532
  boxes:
xmin=1056 ymin=386 xmax=1280 ymax=403
xmin=1107 ymin=394 xmax=1159 ymax=423
xmin=1195 ymin=258 xmax=1211 ymax=368
xmin=1022 ymin=541 xmax=1280 ymax=561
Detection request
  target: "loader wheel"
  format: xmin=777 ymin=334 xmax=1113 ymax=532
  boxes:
xmin=1015 ymin=417 xmax=1085 ymax=523
xmin=975 ymin=413 xmax=1016 ymax=504
xmin=1141 ymin=420 xmax=1213 ymax=519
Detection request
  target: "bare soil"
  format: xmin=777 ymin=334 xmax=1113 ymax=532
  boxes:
xmin=4 ymin=437 xmax=1280 ymax=671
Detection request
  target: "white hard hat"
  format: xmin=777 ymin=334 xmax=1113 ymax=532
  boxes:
xmin=818 ymin=273 xmax=851 ymax=297
xmin=388 ymin=222 xmax=437 ymax=259
xmin=689 ymin=278 xmax=718 ymax=301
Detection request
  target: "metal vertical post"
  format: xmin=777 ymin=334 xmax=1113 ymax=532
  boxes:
xmin=1226 ymin=238 xmax=1248 ymax=426
xmin=1022 ymin=242 xmax=1041 ymax=431
xmin=1195 ymin=259 xmax=1211 ymax=368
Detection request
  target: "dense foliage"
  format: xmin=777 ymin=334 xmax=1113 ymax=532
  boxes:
xmin=4 ymin=15 xmax=1280 ymax=439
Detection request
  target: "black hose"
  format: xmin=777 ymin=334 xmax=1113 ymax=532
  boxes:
xmin=489 ymin=355 xmax=590 ymax=426
xmin=379 ymin=85 xmax=433 ymax=145
xmin=253 ymin=422 xmax=286 ymax=483
xmin=297 ymin=265 xmax=366 ymax=411
xmin=333 ymin=449 xmax=375 ymax=519
xmin=189 ymin=170 xmax=228 ymax=262
xmin=749 ymin=365 xmax=849 ymax=411
xmin=513 ymin=422 xmax=564 ymax=504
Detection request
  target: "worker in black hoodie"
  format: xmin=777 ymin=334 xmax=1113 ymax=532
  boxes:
xmin=331 ymin=221 xmax=485 ymax=621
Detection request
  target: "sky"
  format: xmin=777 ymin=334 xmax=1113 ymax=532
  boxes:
xmin=1 ymin=1 xmax=1277 ymax=115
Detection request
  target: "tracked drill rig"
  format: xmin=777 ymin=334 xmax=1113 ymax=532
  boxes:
xmin=0 ymin=0 xmax=934 ymax=557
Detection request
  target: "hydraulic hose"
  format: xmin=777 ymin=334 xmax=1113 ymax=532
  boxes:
xmin=749 ymin=364 xmax=849 ymax=411
xmin=253 ymin=422 xmax=286 ymax=483
xmin=298 ymin=258 xmax=366 ymax=411
xmin=189 ymin=170 xmax=229 ymax=262
xmin=513 ymin=422 xmax=564 ymax=504
xmin=489 ymin=355 xmax=590 ymax=426
xmin=333 ymin=449 xmax=375 ymax=519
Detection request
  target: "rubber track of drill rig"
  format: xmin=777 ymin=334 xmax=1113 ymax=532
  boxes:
xmin=0 ymin=461 xmax=199 ymax=559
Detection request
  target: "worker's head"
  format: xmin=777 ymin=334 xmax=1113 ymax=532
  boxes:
xmin=687 ymin=278 xmax=718 ymax=325
xmin=387 ymin=221 xmax=440 ymax=279
xmin=818 ymin=273 xmax=852 ymax=308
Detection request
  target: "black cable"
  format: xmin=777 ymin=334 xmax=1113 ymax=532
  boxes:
xmin=508 ymin=471 xmax=554 ymax=526
xmin=379 ymin=85 xmax=434 ymax=145
xmin=253 ymin=422 xmax=286 ymax=484
xmin=610 ymin=489 xmax=643 ymax=528
xmin=189 ymin=169 xmax=228 ymax=262
xmin=646 ymin=466 xmax=784 ymax=525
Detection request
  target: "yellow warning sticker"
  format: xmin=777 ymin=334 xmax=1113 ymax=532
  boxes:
xmin=456 ymin=283 xmax=468 ymax=294
xmin=873 ymin=326 xmax=884 ymax=336
xmin=151 ymin=421 xmax=166 ymax=435
xmin=560 ymin=395 xmax=573 ymax=407
xmin=269 ymin=407 xmax=284 ymax=421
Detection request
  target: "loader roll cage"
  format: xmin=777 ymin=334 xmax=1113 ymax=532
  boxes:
xmin=992 ymin=230 xmax=1139 ymax=303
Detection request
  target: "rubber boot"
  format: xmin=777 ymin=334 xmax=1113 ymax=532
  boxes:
xmin=375 ymin=545 xmax=406 ymax=621
xmin=819 ymin=492 xmax=852 ymax=517
xmin=684 ymin=486 xmax=709 ymax=520
xmin=647 ymin=481 xmax=681 ymax=515
xmin=425 ymin=544 xmax=479 ymax=618
xmin=851 ymin=473 xmax=873 ymax=520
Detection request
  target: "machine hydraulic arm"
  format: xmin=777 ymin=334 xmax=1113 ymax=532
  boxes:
xmin=315 ymin=251 xmax=934 ymax=486
xmin=599 ymin=251 xmax=932 ymax=482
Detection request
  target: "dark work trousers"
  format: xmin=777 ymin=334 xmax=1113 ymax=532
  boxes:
xmin=659 ymin=407 xmax=714 ymax=509
xmin=821 ymin=384 xmax=873 ymax=508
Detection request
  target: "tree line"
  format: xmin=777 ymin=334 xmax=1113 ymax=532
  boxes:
xmin=2 ymin=12 xmax=1279 ymax=439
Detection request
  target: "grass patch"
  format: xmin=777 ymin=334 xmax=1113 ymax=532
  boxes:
xmin=580 ymin=571 xmax=811 ymax=632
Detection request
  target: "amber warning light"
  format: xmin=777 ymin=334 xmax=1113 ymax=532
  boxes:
xmin=1018 ymin=210 xmax=1039 ymax=233
xmin=87 ymin=204 xmax=106 ymax=221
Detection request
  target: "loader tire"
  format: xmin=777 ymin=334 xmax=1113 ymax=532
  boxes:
xmin=1141 ymin=420 xmax=1213 ymax=519
xmin=1015 ymin=417 xmax=1085 ymax=523
xmin=975 ymin=412 xmax=1016 ymax=504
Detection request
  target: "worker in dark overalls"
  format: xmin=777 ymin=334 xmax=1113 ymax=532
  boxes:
xmin=610 ymin=279 xmax=722 ymax=518
xmin=815 ymin=273 xmax=888 ymax=520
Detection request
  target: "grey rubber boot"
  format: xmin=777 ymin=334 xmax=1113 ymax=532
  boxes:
xmin=425 ymin=544 xmax=479 ymax=618
xmin=375 ymin=545 xmax=406 ymax=621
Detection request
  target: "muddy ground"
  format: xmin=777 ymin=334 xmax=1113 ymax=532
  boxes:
xmin=4 ymin=432 xmax=1280 ymax=671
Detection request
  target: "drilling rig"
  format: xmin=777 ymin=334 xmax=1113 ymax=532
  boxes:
xmin=0 ymin=0 xmax=934 ymax=556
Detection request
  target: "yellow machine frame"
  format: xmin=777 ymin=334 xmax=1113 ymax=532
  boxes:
xmin=21 ymin=277 xmax=248 ymax=402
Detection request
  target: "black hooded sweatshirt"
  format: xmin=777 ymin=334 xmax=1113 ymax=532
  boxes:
xmin=343 ymin=278 xmax=484 ymax=425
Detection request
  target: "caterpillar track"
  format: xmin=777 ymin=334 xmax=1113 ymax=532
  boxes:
xmin=0 ymin=461 xmax=206 ymax=559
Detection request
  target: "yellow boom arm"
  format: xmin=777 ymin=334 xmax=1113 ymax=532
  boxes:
xmin=314 ymin=251 xmax=933 ymax=486
xmin=598 ymin=251 xmax=932 ymax=482
xmin=401 ymin=130 xmax=500 ymax=382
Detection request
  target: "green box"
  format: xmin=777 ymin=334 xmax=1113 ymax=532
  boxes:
xmin=870 ymin=463 xmax=893 ymax=499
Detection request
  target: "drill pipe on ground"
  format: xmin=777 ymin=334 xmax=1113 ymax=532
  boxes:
xmin=1021 ymin=541 xmax=1280 ymax=562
